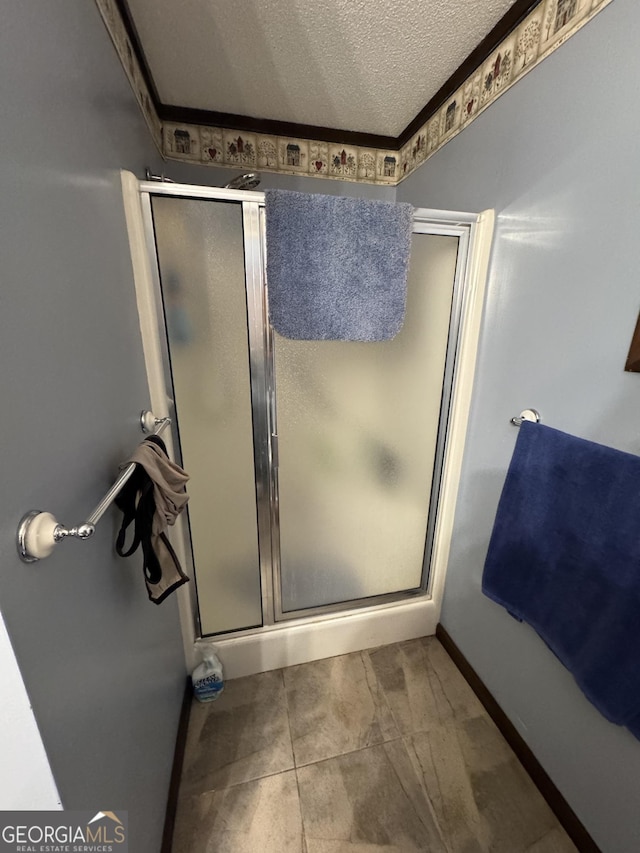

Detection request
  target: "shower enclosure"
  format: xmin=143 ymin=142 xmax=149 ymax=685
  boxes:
xmin=126 ymin=174 xmax=491 ymax=664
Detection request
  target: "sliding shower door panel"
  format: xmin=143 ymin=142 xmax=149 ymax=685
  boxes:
xmin=151 ymin=197 xmax=263 ymax=636
xmin=273 ymin=233 xmax=460 ymax=615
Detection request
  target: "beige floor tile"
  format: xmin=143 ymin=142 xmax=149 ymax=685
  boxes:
xmin=408 ymin=715 xmax=565 ymax=853
xmin=422 ymin=638 xmax=488 ymax=719
xmin=405 ymin=725 xmax=489 ymax=852
xmin=173 ymin=770 xmax=303 ymax=853
xmin=470 ymin=755 xmax=560 ymax=853
xmin=284 ymin=652 xmax=399 ymax=766
xmin=365 ymin=637 xmax=485 ymax=735
xmin=180 ymin=669 xmax=294 ymax=795
xmin=305 ymin=842 xmax=422 ymax=852
xmin=296 ymin=741 xmax=447 ymax=851
xmin=525 ymin=827 xmax=579 ymax=852
xmin=176 ymin=638 xmax=579 ymax=853
xmin=456 ymin=713 xmax=518 ymax=773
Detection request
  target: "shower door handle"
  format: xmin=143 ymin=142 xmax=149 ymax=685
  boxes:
xmin=271 ymin=432 xmax=279 ymax=469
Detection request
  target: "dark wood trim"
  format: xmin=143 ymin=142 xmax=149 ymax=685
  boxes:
xmin=624 ymin=311 xmax=640 ymax=372
xmin=398 ymin=0 xmax=542 ymax=146
xmin=157 ymin=104 xmax=398 ymax=149
xmin=113 ymin=0 xmax=162 ymax=109
xmin=161 ymin=677 xmax=192 ymax=853
xmin=435 ymin=624 xmax=602 ymax=853
xmin=116 ymin=0 xmax=545 ymax=152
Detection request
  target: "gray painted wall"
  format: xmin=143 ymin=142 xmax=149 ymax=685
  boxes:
xmin=398 ymin=1 xmax=640 ymax=850
xmin=0 ymin=3 xmax=185 ymax=850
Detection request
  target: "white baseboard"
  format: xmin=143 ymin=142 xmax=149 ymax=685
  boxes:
xmin=197 ymin=596 xmax=438 ymax=679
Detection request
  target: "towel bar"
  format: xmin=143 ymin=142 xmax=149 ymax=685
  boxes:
xmin=17 ymin=411 xmax=170 ymax=563
xmin=510 ymin=409 xmax=540 ymax=427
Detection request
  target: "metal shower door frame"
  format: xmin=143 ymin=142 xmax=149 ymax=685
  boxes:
xmin=139 ymin=180 xmax=480 ymax=639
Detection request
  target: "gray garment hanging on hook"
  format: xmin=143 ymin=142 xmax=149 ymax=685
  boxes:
xmin=115 ymin=436 xmax=190 ymax=604
xmin=129 ymin=436 xmax=190 ymax=534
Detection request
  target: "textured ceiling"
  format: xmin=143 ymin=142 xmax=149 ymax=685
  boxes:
xmin=126 ymin=0 xmax=517 ymax=137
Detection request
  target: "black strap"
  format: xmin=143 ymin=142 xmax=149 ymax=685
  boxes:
xmin=114 ymin=442 xmax=181 ymax=593
xmin=115 ymin=465 xmax=154 ymax=558
xmin=144 ymin=434 xmax=168 ymax=454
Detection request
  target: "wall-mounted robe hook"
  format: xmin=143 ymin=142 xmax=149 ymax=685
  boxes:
xmin=140 ymin=410 xmax=170 ymax=433
xmin=510 ymin=408 xmax=541 ymax=427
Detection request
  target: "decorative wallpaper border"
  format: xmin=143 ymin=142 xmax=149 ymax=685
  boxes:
xmin=96 ymin=0 xmax=614 ymax=186
xmin=162 ymin=126 xmax=401 ymax=185
xmin=396 ymin=0 xmax=614 ymax=184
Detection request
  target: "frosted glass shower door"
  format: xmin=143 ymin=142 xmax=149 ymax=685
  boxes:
xmin=274 ymin=233 xmax=459 ymax=614
xmin=151 ymin=197 xmax=263 ymax=636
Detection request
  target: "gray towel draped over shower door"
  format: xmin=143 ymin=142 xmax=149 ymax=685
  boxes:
xmin=264 ymin=189 xmax=414 ymax=341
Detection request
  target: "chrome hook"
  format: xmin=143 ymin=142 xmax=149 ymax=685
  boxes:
xmin=510 ymin=408 xmax=541 ymax=427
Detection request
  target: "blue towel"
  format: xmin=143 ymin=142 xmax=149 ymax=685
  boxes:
xmin=482 ymin=421 xmax=640 ymax=736
xmin=264 ymin=190 xmax=413 ymax=341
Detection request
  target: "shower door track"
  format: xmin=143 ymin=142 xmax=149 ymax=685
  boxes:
xmin=132 ymin=176 xmax=492 ymax=655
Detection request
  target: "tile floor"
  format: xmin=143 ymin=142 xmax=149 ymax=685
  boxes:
xmin=172 ymin=637 xmax=578 ymax=852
